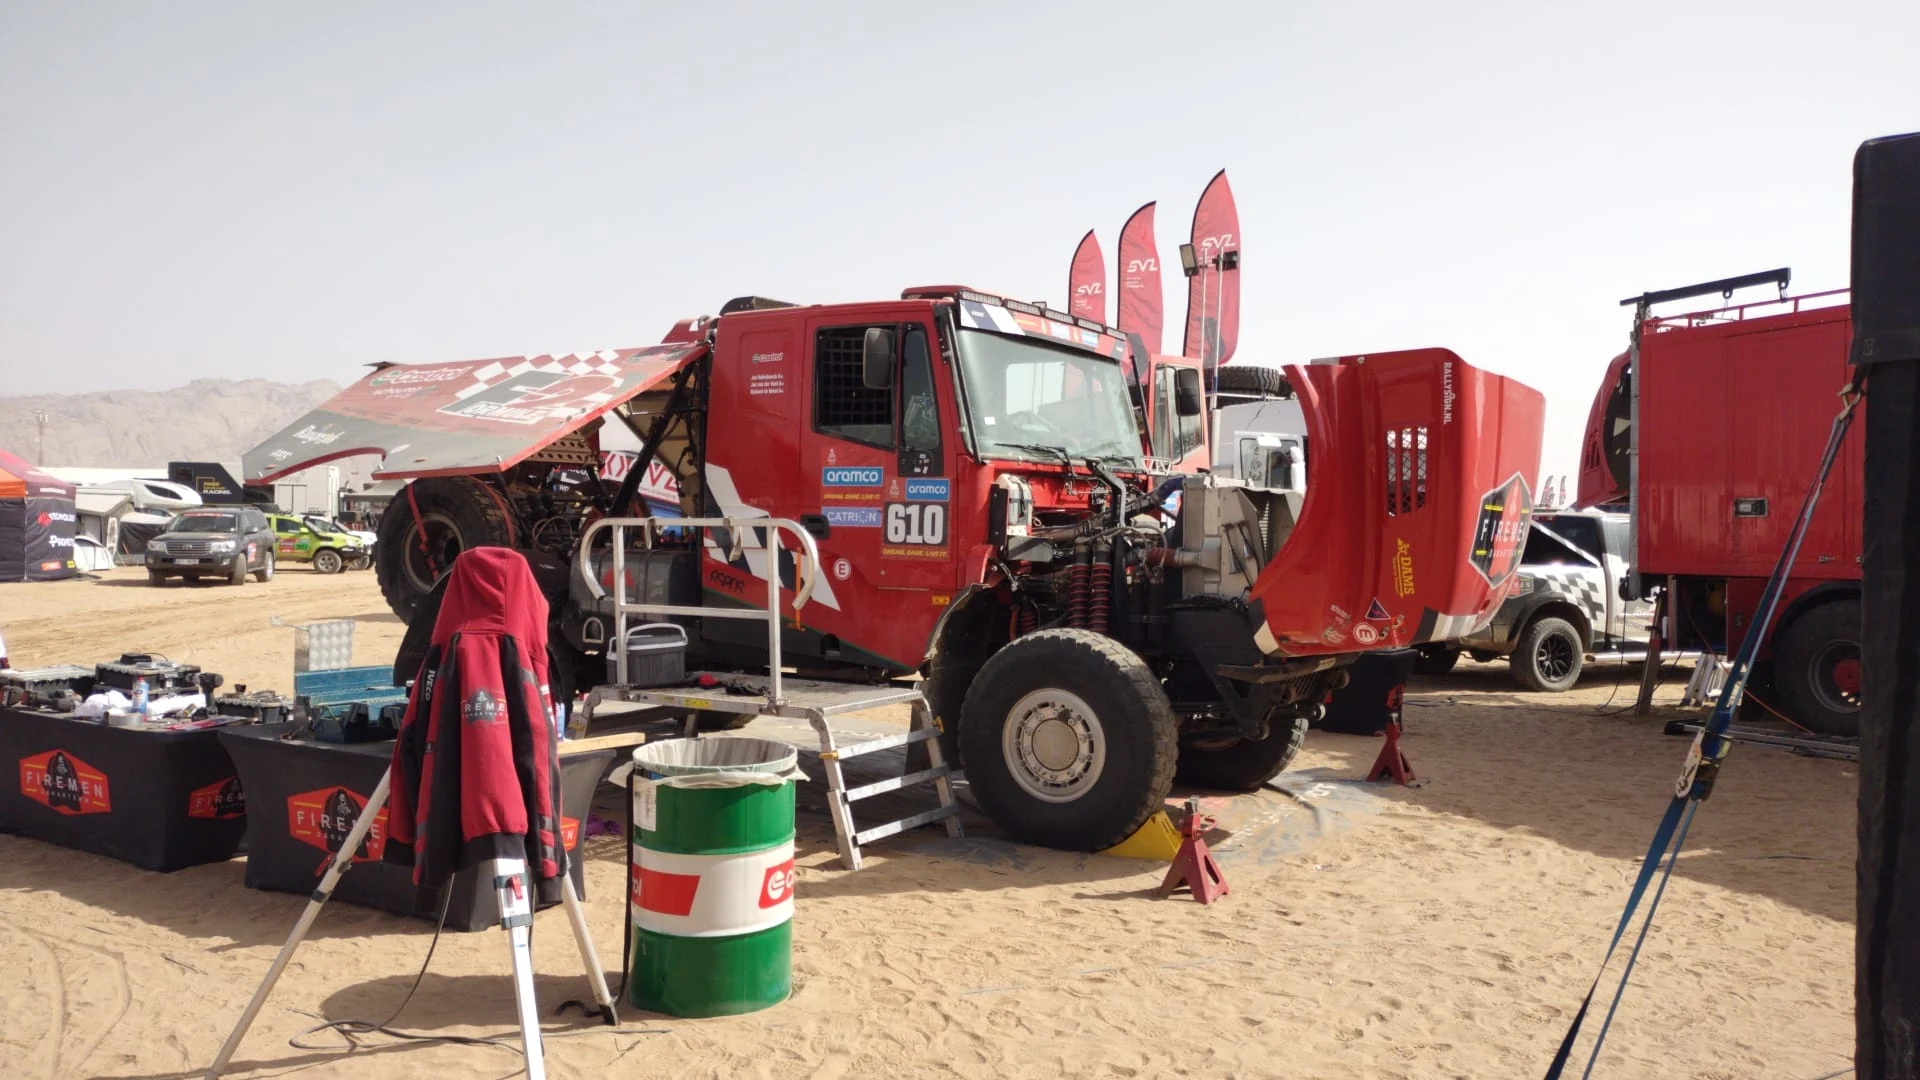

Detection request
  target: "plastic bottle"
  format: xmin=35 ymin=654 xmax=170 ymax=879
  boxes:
xmin=132 ymin=676 xmax=150 ymax=720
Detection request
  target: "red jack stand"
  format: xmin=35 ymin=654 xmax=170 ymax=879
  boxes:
xmin=1366 ymin=718 xmax=1417 ymax=786
xmin=1158 ymin=798 xmax=1229 ymax=904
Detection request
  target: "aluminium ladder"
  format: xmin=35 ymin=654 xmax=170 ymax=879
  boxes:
xmin=576 ymin=515 xmax=962 ymax=870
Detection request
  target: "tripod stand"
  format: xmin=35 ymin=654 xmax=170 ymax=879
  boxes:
xmin=206 ymin=769 xmax=618 ymax=1079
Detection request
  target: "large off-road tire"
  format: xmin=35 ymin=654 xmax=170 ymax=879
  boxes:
xmin=312 ymin=548 xmax=344 ymax=575
xmin=254 ymin=550 xmax=274 ymax=583
xmin=1412 ymin=645 xmax=1462 ymax=676
xmin=1212 ymin=365 xmax=1291 ymax=398
xmin=1771 ymin=599 xmax=1862 ymax=738
xmin=958 ymin=629 xmax=1178 ymax=851
xmin=1174 ymin=711 xmax=1310 ymax=792
xmin=1511 ymin=615 xmax=1583 ymax=692
xmin=375 ymin=476 xmax=515 ymax=621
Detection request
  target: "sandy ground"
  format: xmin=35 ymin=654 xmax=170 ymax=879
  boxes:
xmin=0 ymin=566 xmax=1857 ymax=1080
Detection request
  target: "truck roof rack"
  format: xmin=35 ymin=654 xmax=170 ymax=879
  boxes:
xmin=1619 ymin=267 xmax=1791 ymax=310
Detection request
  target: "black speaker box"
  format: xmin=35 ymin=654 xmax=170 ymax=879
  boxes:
xmin=1851 ymin=131 xmax=1920 ymax=366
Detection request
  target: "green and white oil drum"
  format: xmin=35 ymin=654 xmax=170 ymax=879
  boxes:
xmin=628 ymin=737 xmax=799 ymax=1018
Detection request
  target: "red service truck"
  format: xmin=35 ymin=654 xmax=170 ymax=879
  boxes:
xmin=1575 ymin=271 xmax=1862 ymax=736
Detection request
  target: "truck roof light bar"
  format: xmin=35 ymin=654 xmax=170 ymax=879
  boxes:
xmin=952 ymin=288 xmax=1132 ymax=344
xmin=1619 ymin=267 xmax=1791 ymax=309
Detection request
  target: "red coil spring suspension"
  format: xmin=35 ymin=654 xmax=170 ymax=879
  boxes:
xmin=1067 ymin=562 xmax=1090 ymax=628
xmin=1017 ymin=605 xmax=1039 ymax=636
xmin=1088 ymin=562 xmax=1113 ymax=634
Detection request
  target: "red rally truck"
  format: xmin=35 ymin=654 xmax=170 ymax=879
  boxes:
xmin=1576 ymin=271 xmax=1863 ymax=736
xmin=247 ymin=286 xmax=1545 ymax=850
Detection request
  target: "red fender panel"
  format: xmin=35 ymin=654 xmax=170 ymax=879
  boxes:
xmin=1249 ymin=349 xmax=1545 ymax=657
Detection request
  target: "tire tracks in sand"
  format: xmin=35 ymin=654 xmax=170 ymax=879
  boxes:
xmin=0 ymin=924 xmax=133 ymax=1080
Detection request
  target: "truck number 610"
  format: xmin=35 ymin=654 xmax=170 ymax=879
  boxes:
xmin=884 ymin=503 xmax=946 ymax=546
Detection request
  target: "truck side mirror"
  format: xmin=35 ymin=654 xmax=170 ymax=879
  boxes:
xmin=1174 ymin=368 xmax=1204 ymax=416
xmin=862 ymin=328 xmax=896 ymax=390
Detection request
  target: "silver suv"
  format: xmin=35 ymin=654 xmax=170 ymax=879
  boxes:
xmin=145 ymin=506 xmax=277 ymax=587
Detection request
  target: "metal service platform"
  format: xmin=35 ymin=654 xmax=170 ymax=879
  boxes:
xmin=576 ymin=516 xmax=963 ymax=870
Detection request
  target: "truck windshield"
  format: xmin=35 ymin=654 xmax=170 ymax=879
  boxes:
xmin=953 ymin=329 xmax=1142 ymax=466
xmin=169 ymin=513 xmax=236 ymax=533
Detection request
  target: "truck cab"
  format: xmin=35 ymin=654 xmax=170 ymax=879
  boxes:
xmin=1417 ymin=508 xmax=1654 ymax=690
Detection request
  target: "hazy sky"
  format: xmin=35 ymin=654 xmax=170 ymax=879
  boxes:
xmin=3 ymin=1 xmax=1916 ymax=481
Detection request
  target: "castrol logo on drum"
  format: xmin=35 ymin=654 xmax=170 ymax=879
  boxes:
xmin=759 ymin=860 xmax=797 ymax=908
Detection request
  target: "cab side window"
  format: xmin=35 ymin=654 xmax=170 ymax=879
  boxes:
xmin=815 ymin=325 xmax=895 ymax=447
xmin=898 ymin=326 xmax=942 ymax=475
xmin=274 ymin=518 xmax=299 ymax=535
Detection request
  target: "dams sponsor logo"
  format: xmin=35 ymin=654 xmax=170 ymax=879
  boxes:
xmin=20 ymin=750 xmax=111 ymax=815
xmin=288 ymin=786 xmax=387 ymax=864
xmin=1392 ymin=538 xmax=1417 ymax=598
xmin=188 ymin=776 xmax=247 ymax=820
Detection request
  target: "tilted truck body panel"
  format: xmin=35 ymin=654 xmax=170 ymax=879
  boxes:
xmin=1574 ymin=299 xmax=1861 ymax=582
xmin=1250 ymin=349 xmax=1545 ymax=656
xmin=241 ymin=344 xmax=707 ymax=484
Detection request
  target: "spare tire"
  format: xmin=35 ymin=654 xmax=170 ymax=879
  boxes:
xmin=375 ymin=476 xmax=516 ymax=621
xmin=1212 ymin=365 xmax=1290 ymax=399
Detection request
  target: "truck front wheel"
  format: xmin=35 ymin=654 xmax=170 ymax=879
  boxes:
xmin=959 ymin=629 xmax=1177 ymax=852
xmin=1512 ymin=616 xmax=1583 ymax=692
xmin=312 ymin=548 xmax=344 ymax=575
xmin=1174 ymin=711 xmax=1310 ymax=792
xmin=1772 ymin=599 xmax=1862 ymax=738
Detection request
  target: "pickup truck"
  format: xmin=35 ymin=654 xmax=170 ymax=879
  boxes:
xmin=1414 ymin=508 xmax=1655 ymax=691
xmin=267 ymin=513 xmax=370 ymax=574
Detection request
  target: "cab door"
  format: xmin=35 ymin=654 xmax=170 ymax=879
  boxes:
xmin=798 ymin=315 xmax=959 ymax=595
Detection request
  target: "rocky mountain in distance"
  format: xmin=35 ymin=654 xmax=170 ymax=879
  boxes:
xmin=0 ymin=378 xmax=375 ymax=490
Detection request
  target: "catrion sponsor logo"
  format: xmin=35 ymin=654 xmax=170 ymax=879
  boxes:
xmin=822 ymin=467 xmax=884 ymax=487
xmin=759 ymin=859 xmax=797 ymax=908
xmin=188 ymin=776 xmax=247 ymax=820
xmin=824 ymin=507 xmax=882 ymax=528
xmin=288 ymin=786 xmax=387 ymax=863
xmin=904 ymin=478 xmax=949 ymax=502
xmin=1393 ymin=539 xmax=1417 ymax=598
xmin=1442 ymin=361 xmax=1456 ymax=425
xmin=462 ymin=688 xmax=506 ymax=725
xmin=20 ymin=750 xmax=111 ymax=815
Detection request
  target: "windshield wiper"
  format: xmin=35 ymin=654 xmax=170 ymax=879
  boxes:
xmin=987 ymin=442 xmax=1074 ymax=468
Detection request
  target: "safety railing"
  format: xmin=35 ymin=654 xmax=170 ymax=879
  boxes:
xmin=574 ymin=516 xmax=821 ymax=705
xmin=1647 ymin=287 xmax=1851 ymax=332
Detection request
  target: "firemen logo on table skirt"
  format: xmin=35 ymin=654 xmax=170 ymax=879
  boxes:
xmin=288 ymin=786 xmax=387 ymax=865
xmin=629 ymin=841 xmax=798 ymax=938
xmin=20 ymin=750 xmax=111 ymax=815
xmin=1469 ymin=472 xmax=1534 ymax=588
xmin=188 ymin=775 xmax=247 ymax=819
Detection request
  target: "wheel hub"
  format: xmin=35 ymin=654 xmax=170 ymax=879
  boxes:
xmin=1822 ymin=650 xmax=1863 ymax=707
xmin=1003 ymin=689 xmax=1106 ymax=803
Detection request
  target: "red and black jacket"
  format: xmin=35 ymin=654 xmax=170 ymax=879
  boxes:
xmin=384 ymin=546 xmax=566 ymax=904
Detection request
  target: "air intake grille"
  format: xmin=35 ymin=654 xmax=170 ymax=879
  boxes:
xmin=1386 ymin=426 xmax=1428 ymax=516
